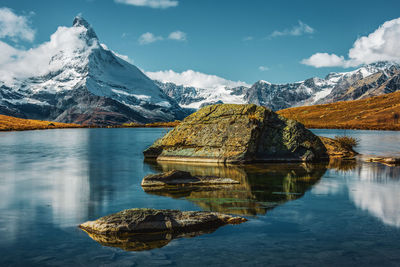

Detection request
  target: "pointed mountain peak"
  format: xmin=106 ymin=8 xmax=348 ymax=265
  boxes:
xmin=72 ymin=16 xmax=98 ymax=40
xmin=73 ymin=16 xmax=90 ymax=28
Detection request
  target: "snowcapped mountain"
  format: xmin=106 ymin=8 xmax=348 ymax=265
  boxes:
xmin=154 ymin=61 xmax=400 ymax=111
xmin=0 ymin=17 xmax=186 ymax=125
xmin=148 ymin=69 xmax=250 ymax=109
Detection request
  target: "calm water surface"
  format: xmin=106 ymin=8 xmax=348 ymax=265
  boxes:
xmin=0 ymin=128 xmax=400 ymax=266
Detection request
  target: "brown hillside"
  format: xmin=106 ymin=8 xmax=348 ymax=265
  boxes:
xmin=0 ymin=115 xmax=82 ymax=131
xmin=277 ymin=91 xmax=400 ymax=130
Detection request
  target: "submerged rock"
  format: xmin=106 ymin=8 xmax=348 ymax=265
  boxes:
xmin=141 ymin=170 xmax=239 ymax=190
xmin=365 ymin=156 xmax=400 ymax=166
xmin=79 ymin=208 xmax=246 ymax=236
xmin=144 ymin=104 xmax=329 ymax=163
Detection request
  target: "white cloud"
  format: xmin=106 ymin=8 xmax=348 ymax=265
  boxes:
xmin=0 ymin=24 xmax=97 ymax=85
xmin=139 ymin=31 xmax=187 ymax=44
xmin=100 ymin=43 xmax=133 ymax=64
xmin=301 ymin=53 xmax=346 ymax=68
xmin=138 ymin=32 xmax=163 ymax=44
xmin=168 ymin=30 xmax=186 ymax=41
xmin=145 ymin=69 xmax=250 ymax=90
xmin=302 ymin=17 xmax=400 ymax=68
xmin=269 ymin=20 xmax=314 ymax=38
xmin=0 ymin=7 xmax=35 ymax=42
xmin=258 ymin=66 xmax=269 ymax=71
xmin=115 ymin=0 xmax=178 ymax=8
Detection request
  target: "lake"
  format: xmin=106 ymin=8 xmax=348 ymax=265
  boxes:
xmin=0 ymin=128 xmax=400 ymax=266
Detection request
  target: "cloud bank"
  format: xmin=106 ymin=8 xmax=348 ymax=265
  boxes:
xmin=114 ymin=0 xmax=178 ymax=9
xmin=0 ymin=7 xmax=35 ymax=42
xmin=145 ymin=69 xmax=250 ymax=90
xmin=302 ymin=17 xmax=400 ymax=68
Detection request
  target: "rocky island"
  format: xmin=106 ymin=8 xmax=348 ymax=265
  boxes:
xmin=79 ymin=208 xmax=247 ymax=251
xmin=144 ymin=104 xmax=356 ymax=164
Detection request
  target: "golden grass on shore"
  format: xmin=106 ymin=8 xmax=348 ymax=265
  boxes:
xmin=0 ymin=114 xmax=82 ymax=131
xmin=0 ymin=114 xmax=181 ymax=132
xmin=277 ymin=91 xmax=400 ymax=131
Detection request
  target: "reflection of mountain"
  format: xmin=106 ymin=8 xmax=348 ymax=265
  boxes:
xmin=145 ymin=161 xmax=327 ymax=215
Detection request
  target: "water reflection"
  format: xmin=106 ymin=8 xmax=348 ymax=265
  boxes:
xmin=81 ymin=226 xmax=224 ymax=252
xmin=349 ymin=162 xmax=400 ymax=227
xmin=144 ymin=161 xmax=328 ymax=216
xmin=312 ymin=161 xmax=400 ymax=227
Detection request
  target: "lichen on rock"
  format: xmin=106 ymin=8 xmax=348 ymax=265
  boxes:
xmin=144 ymin=104 xmax=329 ymax=163
xmin=79 ymin=208 xmax=247 ymax=251
xmin=79 ymin=208 xmax=247 ymax=235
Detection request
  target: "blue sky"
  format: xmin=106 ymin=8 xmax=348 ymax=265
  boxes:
xmin=2 ymin=0 xmax=400 ymax=84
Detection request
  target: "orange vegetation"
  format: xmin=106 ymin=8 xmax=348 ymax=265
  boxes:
xmin=277 ymin=91 xmax=400 ymax=130
xmin=0 ymin=114 xmax=82 ymax=131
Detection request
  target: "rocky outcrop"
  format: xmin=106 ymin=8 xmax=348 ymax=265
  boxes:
xmin=79 ymin=209 xmax=247 ymax=251
xmin=141 ymin=170 xmax=239 ymax=190
xmin=319 ymin=137 xmax=358 ymax=159
xmin=144 ymin=104 xmax=329 ymax=163
xmin=79 ymin=209 xmax=246 ymax=250
xmin=80 ymin=209 xmax=246 ymax=235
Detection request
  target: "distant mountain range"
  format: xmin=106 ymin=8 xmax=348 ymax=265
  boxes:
xmin=0 ymin=17 xmax=186 ymax=125
xmin=0 ymin=17 xmax=399 ymax=125
xmin=156 ymin=61 xmax=400 ymax=110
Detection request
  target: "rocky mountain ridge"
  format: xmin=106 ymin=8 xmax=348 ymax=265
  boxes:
xmin=156 ymin=61 xmax=400 ymax=111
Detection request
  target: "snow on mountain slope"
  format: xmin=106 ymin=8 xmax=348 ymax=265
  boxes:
xmin=0 ymin=17 xmax=185 ymax=125
xmin=147 ymin=70 xmax=250 ymax=109
xmin=152 ymin=61 xmax=400 ymax=111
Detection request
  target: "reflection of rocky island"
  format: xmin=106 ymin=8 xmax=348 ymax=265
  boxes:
xmin=81 ymin=228 xmax=220 ymax=251
xmin=145 ymin=161 xmax=328 ymax=215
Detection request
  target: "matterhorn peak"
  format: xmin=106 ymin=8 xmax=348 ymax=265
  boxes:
xmin=72 ymin=16 xmax=98 ymax=40
xmin=73 ymin=16 xmax=90 ymax=28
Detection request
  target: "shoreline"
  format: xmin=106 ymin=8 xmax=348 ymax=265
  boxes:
xmin=2 ymin=124 xmax=400 ymax=132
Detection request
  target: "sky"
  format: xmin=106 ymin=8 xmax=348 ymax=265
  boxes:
xmin=1 ymin=0 xmax=400 ymax=85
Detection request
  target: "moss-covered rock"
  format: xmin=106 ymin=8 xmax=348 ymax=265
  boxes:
xmin=144 ymin=104 xmax=328 ymax=163
xmin=79 ymin=208 xmax=246 ymax=235
xmin=79 ymin=208 xmax=247 ymax=251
